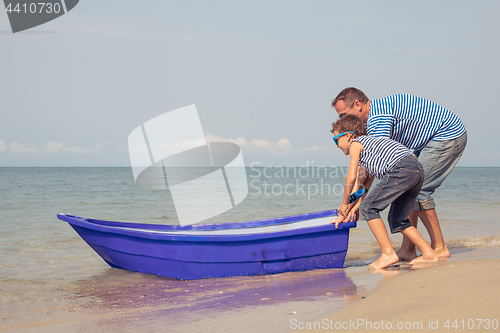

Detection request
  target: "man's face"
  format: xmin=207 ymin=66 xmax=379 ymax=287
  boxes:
xmin=334 ymin=100 xmax=359 ymax=119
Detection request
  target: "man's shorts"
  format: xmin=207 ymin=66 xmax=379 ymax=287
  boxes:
xmin=413 ymin=131 xmax=467 ymax=211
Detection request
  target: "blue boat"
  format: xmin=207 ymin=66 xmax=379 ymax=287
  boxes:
xmin=57 ymin=211 xmax=356 ymax=280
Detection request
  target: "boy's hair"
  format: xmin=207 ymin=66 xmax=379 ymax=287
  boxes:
xmin=332 ymin=87 xmax=369 ymax=108
xmin=331 ymin=114 xmax=367 ymax=138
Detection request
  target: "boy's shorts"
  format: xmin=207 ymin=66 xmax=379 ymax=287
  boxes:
xmin=360 ymin=155 xmax=424 ymax=234
xmin=413 ymin=131 xmax=467 ymax=211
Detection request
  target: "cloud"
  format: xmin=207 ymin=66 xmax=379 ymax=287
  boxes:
xmin=125 ymin=134 xmax=321 ymax=159
xmin=151 ymin=138 xmax=206 ymax=157
xmin=204 ymin=133 xmax=334 ymax=156
xmin=44 ymin=141 xmax=64 ymax=153
xmin=60 ymin=142 xmax=111 ymax=154
xmin=93 ymin=134 xmax=337 ymax=159
xmin=10 ymin=142 xmax=38 ymax=153
xmin=0 ymin=139 xmax=7 ymax=152
xmin=0 ymin=140 xmax=112 ymax=154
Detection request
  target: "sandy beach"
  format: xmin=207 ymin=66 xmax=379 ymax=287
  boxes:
xmin=1 ymin=248 xmax=498 ymax=332
xmin=304 ymin=252 xmax=500 ymax=332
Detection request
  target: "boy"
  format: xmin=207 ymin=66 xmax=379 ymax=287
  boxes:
xmin=330 ymin=115 xmax=438 ymax=269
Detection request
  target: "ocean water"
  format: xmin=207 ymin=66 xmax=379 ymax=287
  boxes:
xmin=0 ymin=167 xmax=499 ymax=331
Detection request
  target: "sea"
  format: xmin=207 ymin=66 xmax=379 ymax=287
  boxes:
xmin=1 ymin=167 xmax=499 ymax=332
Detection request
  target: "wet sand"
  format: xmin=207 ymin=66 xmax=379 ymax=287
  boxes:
xmin=2 ymin=247 xmax=500 ymax=332
xmin=0 ymin=264 xmax=382 ymax=333
xmin=306 ymin=247 xmax=500 ymax=332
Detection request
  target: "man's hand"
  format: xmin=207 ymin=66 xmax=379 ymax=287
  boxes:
xmin=331 ymin=203 xmax=349 ymax=228
xmin=343 ymin=200 xmax=361 ymax=222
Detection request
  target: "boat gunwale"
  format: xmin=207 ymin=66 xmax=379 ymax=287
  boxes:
xmin=57 ymin=213 xmax=356 ymax=243
xmin=62 ymin=209 xmax=340 ymax=231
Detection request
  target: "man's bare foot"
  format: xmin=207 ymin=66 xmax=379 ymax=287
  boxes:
xmin=409 ymin=253 xmax=439 ymax=265
xmin=395 ymin=247 xmax=417 ymax=261
xmin=434 ymin=247 xmax=451 ymax=258
xmin=368 ymin=253 xmax=399 ymax=269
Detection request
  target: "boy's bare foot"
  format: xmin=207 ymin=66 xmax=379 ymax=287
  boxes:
xmin=409 ymin=253 xmax=439 ymax=265
xmin=434 ymin=247 xmax=451 ymax=258
xmin=395 ymin=247 xmax=417 ymax=261
xmin=368 ymin=253 xmax=399 ymax=269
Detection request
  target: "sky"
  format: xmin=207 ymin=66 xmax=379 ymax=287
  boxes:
xmin=1 ymin=0 xmax=499 ymax=167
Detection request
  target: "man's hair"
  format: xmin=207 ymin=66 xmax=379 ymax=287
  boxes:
xmin=332 ymin=87 xmax=369 ymax=108
xmin=331 ymin=114 xmax=367 ymax=138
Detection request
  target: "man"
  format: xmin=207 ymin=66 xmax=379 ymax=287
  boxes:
xmin=332 ymin=87 xmax=467 ymax=259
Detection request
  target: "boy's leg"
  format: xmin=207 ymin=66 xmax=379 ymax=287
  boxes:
xmin=395 ymin=212 xmax=419 ymax=260
xmin=396 ymin=132 xmax=467 ymax=258
xmin=386 ymin=155 xmax=427 ymax=262
xmin=360 ymin=156 xmax=421 ymax=269
xmin=367 ymin=218 xmax=399 ymax=269
xmin=359 ymin=175 xmax=397 ymax=269
xmin=386 ymin=154 xmax=423 ymax=235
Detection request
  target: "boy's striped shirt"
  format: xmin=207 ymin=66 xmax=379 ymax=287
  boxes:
xmin=353 ymin=136 xmax=413 ymax=179
xmin=367 ymin=94 xmax=466 ymax=150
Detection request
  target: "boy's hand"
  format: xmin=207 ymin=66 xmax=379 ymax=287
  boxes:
xmin=329 ymin=215 xmax=344 ymax=228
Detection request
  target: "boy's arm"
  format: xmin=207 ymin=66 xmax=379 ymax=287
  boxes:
xmin=337 ymin=142 xmax=363 ymax=218
xmin=336 ymin=163 xmax=375 ymax=224
xmin=343 ymin=173 xmax=375 ymax=221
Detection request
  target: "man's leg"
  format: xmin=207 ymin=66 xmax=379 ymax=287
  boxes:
xmin=396 ymin=132 xmax=467 ymax=259
xmin=416 ymin=208 xmax=449 ymax=257
xmin=397 ymin=209 xmax=449 ymax=259
xmin=401 ymin=226 xmax=439 ymax=264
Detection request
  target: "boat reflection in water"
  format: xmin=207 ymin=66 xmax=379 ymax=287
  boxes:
xmin=64 ymin=263 xmax=359 ymax=332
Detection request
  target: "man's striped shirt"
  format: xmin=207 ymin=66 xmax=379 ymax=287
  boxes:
xmin=353 ymin=136 xmax=413 ymax=179
xmin=367 ymin=94 xmax=466 ymax=150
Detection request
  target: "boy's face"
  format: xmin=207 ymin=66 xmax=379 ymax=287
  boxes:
xmin=333 ymin=130 xmax=352 ymax=155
